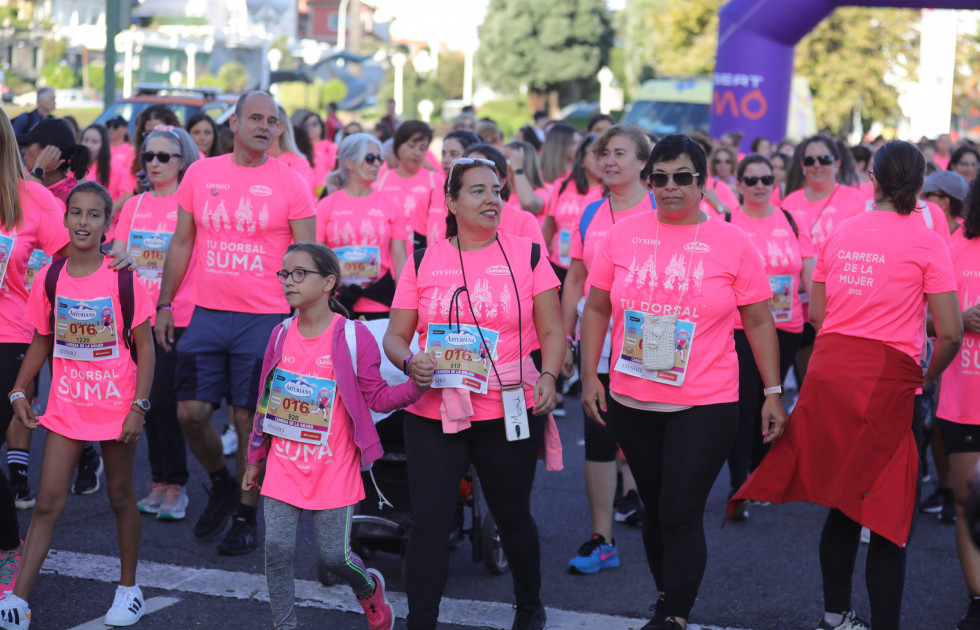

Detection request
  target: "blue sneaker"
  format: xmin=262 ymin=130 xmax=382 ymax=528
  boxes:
xmin=567 ymin=534 xmax=620 ymax=574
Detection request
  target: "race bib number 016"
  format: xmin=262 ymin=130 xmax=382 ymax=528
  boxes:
xmin=425 ymin=323 xmax=500 ymax=394
xmin=128 ymin=230 xmax=172 ymax=282
xmin=335 ymin=245 xmax=381 ymax=286
xmin=54 ymin=296 xmax=119 ymax=361
xmin=768 ymin=274 xmax=794 ymax=323
xmin=263 ymin=367 xmax=338 ymax=447
xmin=614 ymin=309 xmax=695 ymax=387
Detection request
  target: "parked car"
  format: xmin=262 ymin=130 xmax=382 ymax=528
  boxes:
xmin=93 ymin=84 xmax=238 ymax=135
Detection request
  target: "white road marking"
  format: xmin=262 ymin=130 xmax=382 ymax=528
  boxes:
xmin=42 ymin=549 xmax=749 ymax=629
xmin=68 ymin=597 xmax=180 ymax=630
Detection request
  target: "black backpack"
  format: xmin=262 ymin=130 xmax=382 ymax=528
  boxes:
xmin=725 ymin=207 xmax=800 ymax=238
xmin=44 ymin=257 xmax=137 ymax=363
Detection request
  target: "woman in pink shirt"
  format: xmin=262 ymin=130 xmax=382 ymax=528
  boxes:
xmin=936 ymin=176 xmax=980 ymax=629
xmin=580 ymin=134 xmax=783 ymax=630
xmin=503 ymin=141 xmax=548 ymax=224
xmin=410 ymin=130 xmax=480 ymax=250
xmin=186 ymin=113 xmax=221 ymax=158
xmin=317 ymin=132 xmax=406 ymax=319
xmin=384 ymin=159 xmax=564 ymax=630
xmin=949 ymin=146 xmax=980 ymax=185
xmin=543 ymin=134 xmax=603 ymax=279
xmin=700 ymin=145 xmax=739 ymax=216
xmin=733 ymin=141 xmax=963 ymax=630
xmin=268 ymin=106 xmax=315 ymax=193
xmin=376 ymin=121 xmax=440 ymax=253
xmin=299 ymin=112 xmax=339 ymax=193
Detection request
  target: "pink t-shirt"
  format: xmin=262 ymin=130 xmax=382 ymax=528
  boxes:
xmin=934 ymin=155 xmax=950 ymax=170
xmin=24 ymin=260 xmax=154 ymax=440
xmin=275 ymin=152 xmax=315 ymax=192
xmin=858 ymin=179 xmax=875 ymax=202
xmin=590 ymin=213 xmax=772 ymax=405
xmin=701 ymin=176 xmax=740 ymax=216
xmin=261 ymin=316 xmax=364 ymax=510
xmin=498 ymin=201 xmax=548 ymax=251
xmin=391 ymin=232 xmax=560 ymax=421
xmin=110 ymin=144 xmax=136 ymax=198
xmin=812 ymin=210 xmax=956 ymax=362
xmin=549 ymin=182 xmax=603 ymax=269
xmin=316 ymin=188 xmax=405 ymax=313
xmin=505 ymin=187 xmax=549 ymax=227
xmin=782 ymin=185 xmax=866 ymax=247
xmin=312 ymin=139 xmax=338 ymax=191
xmin=413 ymin=183 xmax=449 ymax=246
xmin=570 ymin=193 xmax=655 ymax=274
xmin=377 ymin=168 xmax=440 ymax=251
xmin=729 ymin=207 xmax=815 ymax=333
xmin=176 ymin=154 xmax=316 ymax=314
xmin=0 ymin=181 xmax=69 ymax=344
xmin=937 ymin=231 xmax=980 ymax=424
xmin=113 ymin=192 xmax=197 ymax=327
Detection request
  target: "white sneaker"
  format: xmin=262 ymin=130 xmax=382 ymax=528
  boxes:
xmin=0 ymin=593 xmax=30 ymax=629
xmin=104 ymin=585 xmax=145 ymax=627
xmin=156 ymin=485 xmax=188 ymax=521
xmin=221 ymin=425 xmax=238 ymax=457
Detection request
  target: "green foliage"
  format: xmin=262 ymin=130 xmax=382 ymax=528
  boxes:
xmin=40 ymin=62 xmax=78 ymax=89
xmin=436 ymin=52 xmax=465 ymax=101
xmin=954 ymin=21 xmax=980 ymax=123
xmin=277 ymin=79 xmax=348 ymax=114
xmin=87 ymin=65 xmax=121 ymax=92
xmin=41 ymin=38 xmax=66 ymax=66
xmin=194 ymin=73 xmax=225 ymax=89
xmin=478 ymin=0 xmax=613 ymax=95
xmin=622 ymin=0 xmax=721 ymax=86
xmin=217 ymin=62 xmax=249 ymax=93
xmin=477 ymin=97 xmax=531 ymax=138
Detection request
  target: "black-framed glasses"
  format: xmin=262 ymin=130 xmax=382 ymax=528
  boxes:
xmin=448 ymin=157 xmax=496 ymax=180
xmin=924 ymin=191 xmax=948 ymax=200
xmin=363 ymin=153 xmax=383 ymax=165
xmin=803 ymin=155 xmax=835 ymax=167
xmin=141 ymin=152 xmax=181 ymax=164
xmin=276 ymin=268 xmax=326 ymax=284
xmin=649 ymin=171 xmax=699 ymax=188
xmin=741 ymin=175 xmax=774 ymax=187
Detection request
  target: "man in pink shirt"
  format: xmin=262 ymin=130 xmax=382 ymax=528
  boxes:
xmin=156 ymin=91 xmax=316 ymax=555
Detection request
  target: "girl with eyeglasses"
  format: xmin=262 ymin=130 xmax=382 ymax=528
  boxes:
xmin=111 ymin=126 xmax=200 ymax=522
xmin=317 ymin=133 xmax=406 ymax=320
xmin=725 ymin=154 xmax=815 ymax=521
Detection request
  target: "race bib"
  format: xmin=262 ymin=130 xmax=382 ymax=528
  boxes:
xmin=25 ymin=249 xmax=51 ymax=291
xmin=768 ymin=275 xmax=794 ymax=323
xmin=614 ymin=309 xmax=695 ymax=387
xmin=335 ymin=245 xmax=381 ymax=286
xmin=263 ymin=367 xmax=338 ymax=447
xmin=128 ymin=230 xmax=172 ymax=282
xmin=54 ymin=296 xmax=119 ymax=361
xmin=0 ymin=232 xmax=14 ymax=291
xmin=425 ymin=323 xmax=500 ymax=394
xmin=558 ymin=230 xmax=572 ymax=267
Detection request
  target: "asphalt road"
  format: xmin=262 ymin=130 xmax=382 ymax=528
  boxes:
xmin=10 ymin=383 xmax=969 ymax=630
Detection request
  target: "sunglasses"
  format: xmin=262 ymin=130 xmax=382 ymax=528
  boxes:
xmin=649 ymin=171 xmax=699 ymax=188
xmin=448 ymin=157 xmax=496 ymax=180
xmin=276 ymin=268 xmax=327 ymax=284
xmin=802 ymin=155 xmax=835 ymax=167
xmin=141 ymin=152 xmax=181 ymax=164
xmin=713 ymin=159 xmax=732 ymax=165
xmin=363 ymin=153 xmax=382 ymax=165
xmin=741 ymin=175 xmax=774 ymax=186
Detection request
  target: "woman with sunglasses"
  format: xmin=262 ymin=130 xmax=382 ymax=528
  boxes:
xmin=732 ymin=140 xmax=962 ymax=630
xmin=561 ymin=124 xmax=652 ymax=578
xmin=543 ymin=134 xmax=603 ymax=281
xmin=948 ymin=146 xmax=980 ymax=185
xmin=384 ymin=158 xmax=564 ymax=630
xmin=121 ymin=106 xmax=182 ymax=205
xmin=725 ymin=154 xmax=815 ymax=521
xmin=700 ymin=146 xmax=740 ymax=216
xmin=317 ymin=132 xmax=406 ymax=320
xmin=111 ymin=126 xmax=199 ymax=521
xmin=580 ymin=134 xmax=781 ymax=630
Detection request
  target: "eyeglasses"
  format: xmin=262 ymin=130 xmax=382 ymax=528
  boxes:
xmin=141 ymin=152 xmax=181 ymax=164
xmin=448 ymin=157 xmax=496 ymax=180
xmin=924 ymin=191 xmax=948 ymax=200
xmin=649 ymin=171 xmax=700 ymax=188
xmin=363 ymin=153 xmax=383 ymax=165
xmin=713 ymin=159 xmax=732 ymax=165
xmin=276 ymin=268 xmax=326 ymax=284
xmin=741 ymin=175 xmax=774 ymax=187
xmin=802 ymin=155 xmax=835 ymax=167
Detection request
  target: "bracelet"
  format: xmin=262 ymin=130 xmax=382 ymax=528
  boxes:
xmin=402 ymin=354 xmax=414 ymax=376
xmin=763 ymin=385 xmax=783 ymax=396
xmin=8 ymin=389 xmax=25 ymax=404
xmin=156 ymin=304 xmax=173 ymax=312
xmin=130 ymin=404 xmax=146 ymax=416
xmin=540 ymin=371 xmax=557 ymax=383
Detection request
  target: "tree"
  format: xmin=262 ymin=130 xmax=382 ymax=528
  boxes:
xmin=953 ymin=20 xmax=980 ymax=129
xmin=217 ymin=62 xmax=249 ymax=94
xmin=621 ymin=0 xmax=721 ymax=87
xmin=40 ymin=62 xmax=77 ymax=89
xmin=478 ymin=0 xmax=613 ymax=114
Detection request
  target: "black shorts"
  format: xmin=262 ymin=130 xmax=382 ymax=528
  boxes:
xmin=584 ymin=374 xmax=619 ymax=462
xmin=938 ymin=418 xmax=980 ymax=454
xmin=800 ymin=322 xmax=816 ymax=347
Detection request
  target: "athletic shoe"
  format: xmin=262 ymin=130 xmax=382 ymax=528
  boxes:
xmin=567 ymin=534 xmax=620 ymax=574
xmin=221 ymin=425 xmax=238 ymax=457
xmin=156 ymin=485 xmax=188 ymax=521
xmin=815 ymin=610 xmax=871 ymax=630
xmin=921 ymin=486 xmax=944 ymax=513
xmin=729 ymin=499 xmax=749 ymax=522
xmin=193 ymin=486 xmax=238 ymax=539
xmin=941 ymin=487 xmax=957 ymax=524
xmin=104 ymin=584 xmax=145 ymax=626
xmin=216 ymin=517 xmax=258 ymax=555
xmin=614 ymin=489 xmax=644 ymax=526
xmin=72 ymin=448 xmax=103 ymax=495
xmin=749 ymin=500 xmax=771 ymax=507
xmin=958 ymin=596 xmax=980 ymax=630
xmin=0 ymin=592 xmax=30 ymax=629
xmin=640 ymin=596 xmax=666 ymax=629
xmin=136 ymin=483 xmax=167 ymax=515
xmin=511 ymin=603 xmax=546 ymax=630
xmin=0 ymin=548 xmax=22 ymax=592
xmin=358 ymin=568 xmax=394 ymax=630
xmin=9 ymin=476 xmax=33 ymax=511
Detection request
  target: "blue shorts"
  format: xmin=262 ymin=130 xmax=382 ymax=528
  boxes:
xmin=175 ymin=307 xmax=286 ymax=408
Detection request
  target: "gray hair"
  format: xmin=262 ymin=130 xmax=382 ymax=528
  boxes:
xmin=327 ymin=132 xmax=383 ymax=190
xmin=37 ymin=86 xmax=54 ymax=99
xmin=143 ymin=126 xmax=200 ymax=185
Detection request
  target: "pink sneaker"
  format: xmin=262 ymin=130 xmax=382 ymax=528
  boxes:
xmin=0 ymin=545 xmax=23 ymax=592
xmin=357 ymin=568 xmax=393 ymax=630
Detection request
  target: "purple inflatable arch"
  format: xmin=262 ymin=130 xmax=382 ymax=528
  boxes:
xmin=710 ymin=0 xmax=974 ymax=147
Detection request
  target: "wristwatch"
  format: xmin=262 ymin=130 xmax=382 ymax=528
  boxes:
xmin=133 ymin=398 xmax=151 ymax=413
xmin=31 ymin=167 xmax=44 ymax=179
xmin=763 ymin=385 xmax=783 ymax=396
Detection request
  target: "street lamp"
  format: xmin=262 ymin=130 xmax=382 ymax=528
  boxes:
xmin=245 ymin=0 xmax=289 ymax=91
xmin=392 ymin=52 xmax=406 ymax=117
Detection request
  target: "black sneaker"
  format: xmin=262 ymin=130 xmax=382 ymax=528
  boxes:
xmin=615 ymin=489 xmax=644 ymax=526
xmin=511 ymin=603 xmax=545 ymax=630
xmin=641 ymin=596 xmax=666 ymax=629
xmin=72 ymin=448 xmax=103 ymax=495
xmin=941 ymin=487 xmax=957 ymax=524
xmin=921 ymin=486 xmax=944 ymax=513
xmin=193 ymin=486 xmax=239 ymax=539
xmin=9 ymin=472 xmax=34 ymax=510
xmin=217 ymin=517 xmax=259 ymax=555
xmin=958 ymin=596 xmax=980 ymax=630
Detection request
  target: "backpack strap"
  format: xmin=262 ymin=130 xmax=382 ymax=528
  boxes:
xmin=45 ymin=257 xmax=69 ymax=336
xmin=779 ymin=208 xmax=800 ymax=239
xmin=118 ymin=267 xmax=137 ymax=363
xmin=413 ymin=247 xmax=427 ymax=276
xmin=530 ymin=242 xmax=541 ymax=270
xmin=345 ymin=319 xmax=358 ymax=374
xmin=578 ymin=197 xmax=608 ymax=246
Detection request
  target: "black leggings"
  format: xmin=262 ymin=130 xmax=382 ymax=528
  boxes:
xmin=727 ymin=328 xmax=801 ymax=490
xmin=403 ymin=412 xmax=545 ymax=630
xmin=820 ymin=508 xmax=906 ymax=630
xmin=610 ymin=399 xmax=738 ymax=619
xmin=146 ymin=327 xmax=189 ymax=486
xmin=0 ymin=344 xmax=26 ymax=550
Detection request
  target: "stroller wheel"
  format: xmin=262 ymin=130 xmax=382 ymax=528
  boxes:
xmin=481 ymin=512 xmax=509 ymax=575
